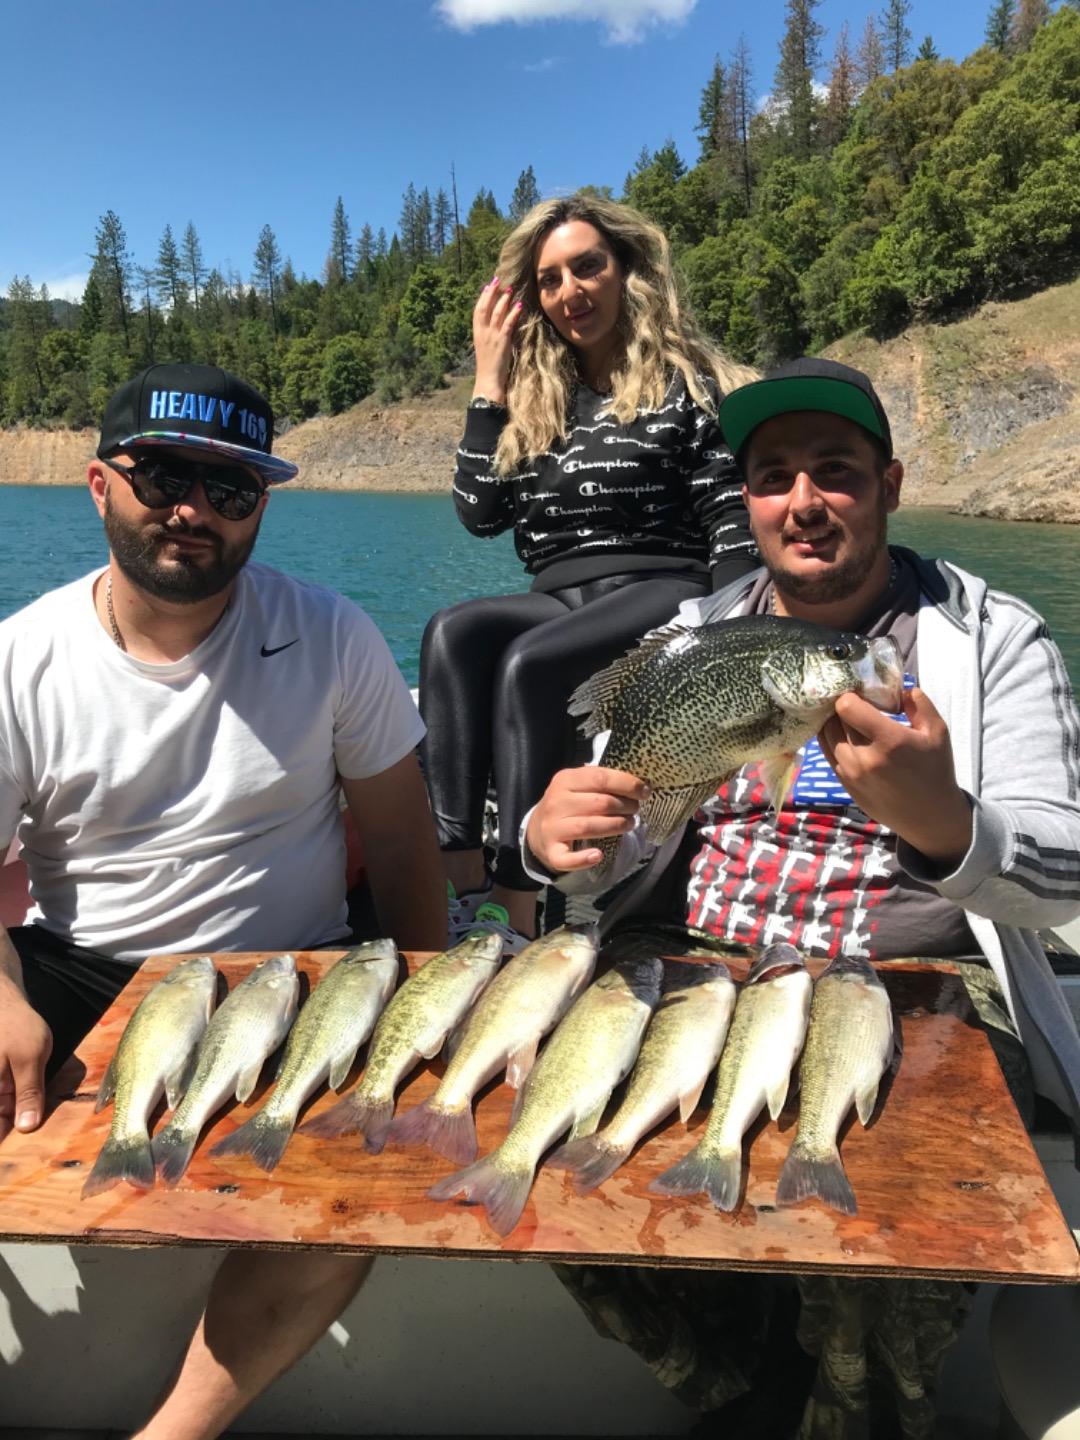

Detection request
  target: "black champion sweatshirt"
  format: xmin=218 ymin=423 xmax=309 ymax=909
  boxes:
xmin=452 ymin=371 xmax=757 ymax=593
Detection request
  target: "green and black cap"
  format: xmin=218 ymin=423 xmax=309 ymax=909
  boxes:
xmin=97 ymin=362 xmax=298 ymax=485
xmin=719 ymin=357 xmax=893 ymax=463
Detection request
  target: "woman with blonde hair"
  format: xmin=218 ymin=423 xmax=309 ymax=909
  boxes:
xmin=420 ymin=193 xmax=758 ymax=949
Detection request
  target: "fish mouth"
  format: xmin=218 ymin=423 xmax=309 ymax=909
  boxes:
xmin=852 ymin=636 xmax=904 ymax=711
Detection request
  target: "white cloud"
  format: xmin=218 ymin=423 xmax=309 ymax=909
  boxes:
xmin=437 ymin=0 xmax=696 ymax=44
xmin=39 ymin=271 xmax=90 ymax=302
xmin=522 ymin=54 xmax=562 ymax=71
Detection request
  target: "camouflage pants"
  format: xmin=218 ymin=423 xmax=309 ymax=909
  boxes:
xmin=553 ymin=924 xmax=1034 ymax=1440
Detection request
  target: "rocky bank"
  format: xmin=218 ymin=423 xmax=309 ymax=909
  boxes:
xmin=4 ymin=286 xmax=1080 ymax=522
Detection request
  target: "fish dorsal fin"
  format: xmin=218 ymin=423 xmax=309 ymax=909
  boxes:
xmin=641 ymin=779 xmax=727 ymax=844
xmin=94 ymin=1057 xmax=118 ymax=1113
xmin=567 ymin=623 xmax=697 ymax=737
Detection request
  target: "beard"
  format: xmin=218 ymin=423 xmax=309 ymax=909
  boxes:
xmin=763 ymin=490 xmax=889 ymax=608
xmin=104 ymin=490 xmax=259 ymax=603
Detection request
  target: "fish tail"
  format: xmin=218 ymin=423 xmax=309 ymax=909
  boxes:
xmin=81 ymin=1133 xmax=155 ymax=1198
xmin=649 ymin=1144 xmax=744 ymax=1212
xmin=547 ymin=1136 xmax=629 ymax=1193
xmin=388 ymin=1098 xmax=478 ymax=1166
xmin=151 ymin=1124 xmax=198 ymax=1188
xmin=776 ymin=1142 xmax=857 ymax=1216
xmin=429 ymin=1150 xmax=534 ymax=1237
xmin=209 ymin=1110 xmax=294 ymax=1173
xmin=298 ymin=1092 xmax=365 ymax=1141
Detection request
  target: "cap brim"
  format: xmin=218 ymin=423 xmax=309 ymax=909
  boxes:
xmin=720 ymin=377 xmax=887 ymax=459
xmin=119 ymin=431 xmax=298 ymax=485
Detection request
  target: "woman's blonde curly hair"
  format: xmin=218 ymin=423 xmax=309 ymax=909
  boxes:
xmin=492 ymin=193 xmax=757 ymax=476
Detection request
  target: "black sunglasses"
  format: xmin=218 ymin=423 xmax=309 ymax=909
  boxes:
xmin=102 ymin=454 xmax=265 ymax=521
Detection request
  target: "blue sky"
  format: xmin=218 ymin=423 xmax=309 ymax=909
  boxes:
xmin=2 ymin=0 xmax=1001 ymax=301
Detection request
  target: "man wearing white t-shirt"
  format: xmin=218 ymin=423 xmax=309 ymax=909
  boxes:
xmin=0 ymin=363 xmax=446 ymax=1438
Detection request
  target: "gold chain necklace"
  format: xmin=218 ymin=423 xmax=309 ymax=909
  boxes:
xmin=105 ymin=573 xmax=125 ymax=651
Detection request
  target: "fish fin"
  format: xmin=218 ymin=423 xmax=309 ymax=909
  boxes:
xmin=235 ymin=1061 xmax=265 ymax=1105
xmin=547 ymin=1136 xmax=629 ymax=1194
xmin=678 ymin=1073 xmax=710 ymax=1124
xmin=569 ymin=1098 xmax=609 ymax=1140
xmin=388 ymin=1098 xmax=477 ymax=1166
xmin=299 ymin=1094 xmax=362 ymax=1140
xmin=328 ymin=1044 xmax=361 ymax=1092
xmin=776 ymin=1143 xmax=857 ymax=1216
xmin=164 ymin=1050 xmax=199 ymax=1112
xmin=210 ymin=1111 xmax=293 ymax=1172
xmin=443 ymin=1022 xmax=466 ymax=1065
xmin=151 ymin=1125 xmax=198 ymax=1188
xmin=94 ymin=1058 xmax=118 ymax=1114
xmin=567 ymin=626 xmax=693 ymax=736
xmin=757 ymin=751 xmax=801 ymax=814
xmin=428 ymin=1151 xmax=534 ymax=1238
xmin=505 ymin=1035 xmax=540 ymax=1091
xmin=854 ymin=1076 xmax=883 ymax=1128
xmin=640 ymin=782 xmax=722 ymax=846
xmin=765 ymin=1067 xmax=795 ymax=1122
xmin=650 ymin=1144 xmax=743 ymax=1212
xmin=510 ymin=1084 xmax=528 ymax=1126
xmin=82 ymin=1133 xmax=155 ymax=1198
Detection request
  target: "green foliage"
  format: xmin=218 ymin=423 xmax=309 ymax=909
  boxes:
xmin=321 ymin=334 xmax=374 ymax=414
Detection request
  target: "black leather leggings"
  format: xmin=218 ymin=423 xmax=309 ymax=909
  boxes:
xmin=419 ymin=571 xmax=709 ymax=890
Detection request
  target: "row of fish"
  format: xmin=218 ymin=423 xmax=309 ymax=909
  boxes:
xmin=85 ymin=928 xmax=896 ymax=1237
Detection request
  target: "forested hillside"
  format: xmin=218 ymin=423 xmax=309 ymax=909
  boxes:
xmin=4 ymin=1 xmax=1080 ymax=432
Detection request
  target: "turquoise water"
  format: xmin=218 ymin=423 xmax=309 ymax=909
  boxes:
xmin=0 ymin=486 xmax=1076 ymax=687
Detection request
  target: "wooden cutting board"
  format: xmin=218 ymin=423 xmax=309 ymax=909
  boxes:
xmin=0 ymin=951 xmax=1076 ymax=1283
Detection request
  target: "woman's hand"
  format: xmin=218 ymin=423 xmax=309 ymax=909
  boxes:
xmin=472 ymin=276 xmax=523 ymax=406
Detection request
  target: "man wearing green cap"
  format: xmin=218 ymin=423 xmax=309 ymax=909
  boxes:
xmin=526 ymin=357 xmax=1080 ymax=1434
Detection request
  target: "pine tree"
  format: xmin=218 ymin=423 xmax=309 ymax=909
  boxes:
xmin=824 ymin=22 xmax=858 ymax=146
xmin=91 ymin=210 xmax=132 ymax=347
xmin=774 ymin=0 xmax=824 ymax=156
xmin=416 ymin=187 xmax=434 ymax=260
xmin=856 ymin=14 xmax=886 ymax=88
xmin=4 ymin=276 xmax=51 ymax=416
xmin=399 ymin=183 xmax=421 ymax=265
xmin=1011 ymin=0 xmax=1051 ymax=51
xmin=730 ymin=36 xmax=754 ymax=214
xmin=697 ymin=58 xmax=729 ymax=161
xmin=355 ymin=223 xmax=375 ymax=284
xmin=252 ymin=224 xmax=282 ymax=337
xmin=432 ymin=188 xmax=453 ymax=254
xmin=986 ymin=0 xmax=1016 ymax=49
xmin=375 ymin=227 xmax=389 ymax=260
xmin=156 ymin=224 xmax=185 ymax=311
xmin=78 ymin=274 xmax=104 ymax=345
xmin=330 ymin=196 xmax=352 ymax=283
xmin=135 ymin=265 xmax=159 ymax=364
xmin=181 ymin=222 xmax=206 ymax=318
xmin=509 ymin=165 xmax=540 ymax=221
xmin=916 ymin=35 xmax=940 ymax=60
xmin=879 ymin=0 xmax=913 ymax=70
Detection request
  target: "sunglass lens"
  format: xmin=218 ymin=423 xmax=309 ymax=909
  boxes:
xmin=130 ymin=466 xmax=190 ymax=509
xmin=203 ymin=479 xmax=261 ymax=520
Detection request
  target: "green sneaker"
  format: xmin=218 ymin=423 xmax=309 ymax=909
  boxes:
xmin=467 ymin=901 xmax=531 ymax=956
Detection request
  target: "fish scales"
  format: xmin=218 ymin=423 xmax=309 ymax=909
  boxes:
xmin=82 ymin=956 xmax=217 ymax=1199
xmin=300 ymin=932 xmax=503 ymax=1154
xmin=389 ymin=926 xmax=598 ymax=1165
xmin=650 ymin=943 xmax=812 ymax=1212
xmin=429 ymin=959 xmax=662 ymax=1237
xmin=210 ymin=941 xmax=399 ymax=1172
xmin=151 ymin=954 xmax=299 ymax=1186
xmin=551 ymin=960 xmax=736 ymax=1193
xmin=776 ymin=955 xmax=895 ymax=1216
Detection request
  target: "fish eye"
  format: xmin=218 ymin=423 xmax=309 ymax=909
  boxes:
xmin=829 ymin=644 xmax=851 ymax=661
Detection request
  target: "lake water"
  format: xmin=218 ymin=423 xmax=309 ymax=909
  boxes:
xmin=0 ymin=486 xmax=1076 ymax=688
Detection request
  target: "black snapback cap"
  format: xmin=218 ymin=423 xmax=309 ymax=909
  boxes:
xmin=97 ymin=363 xmax=298 ymax=485
xmin=719 ymin=357 xmax=893 ymax=462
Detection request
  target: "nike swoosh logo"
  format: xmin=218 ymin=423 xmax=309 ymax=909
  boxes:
xmin=260 ymin=639 xmax=300 ymax=657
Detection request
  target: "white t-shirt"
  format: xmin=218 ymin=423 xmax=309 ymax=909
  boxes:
xmin=0 ymin=563 xmax=425 ymax=961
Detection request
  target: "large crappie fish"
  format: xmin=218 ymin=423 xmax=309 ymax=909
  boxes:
xmin=549 ymin=959 xmax=736 ymax=1193
xmin=152 ymin=954 xmax=300 ymax=1186
xmin=209 ymin=940 xmax=400 ymax=1173
xmin=82 ymin=956 xmax=218 ymax=1199
xmin=559 ymin=614 xmax=904 ymax=894
xmin=300 ymin=932 xmax=504 ymax=1155
xmin=429 ymin=959 xmax=662 ymax=1237
xmin=650 ymin=942 xmax=813 ymax=1212
xmin=775 ymin=954 xmax=896 ymax=1216
xmin=388 ymin=925 xmax=599 ymax=1166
